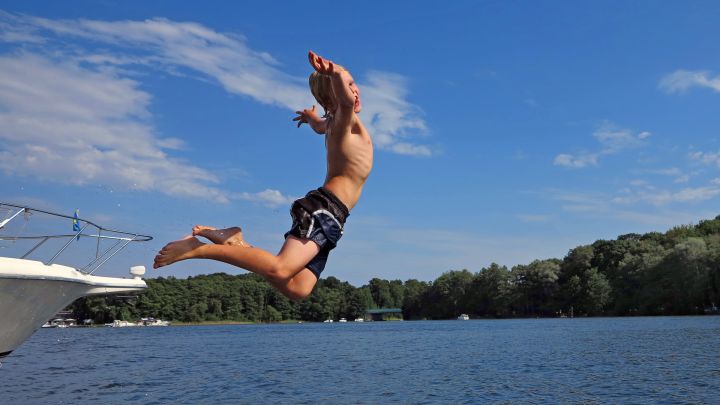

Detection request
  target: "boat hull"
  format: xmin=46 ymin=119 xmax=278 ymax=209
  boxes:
xmin=0 ymin=257 xmax=146 ymax=357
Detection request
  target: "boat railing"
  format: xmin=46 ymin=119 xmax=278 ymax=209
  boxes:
xmin=0 ymin=202 xmax=152 ymax=274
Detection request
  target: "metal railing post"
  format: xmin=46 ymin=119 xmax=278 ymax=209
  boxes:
xmin=47 ymin=223 xmax=89 ymax=265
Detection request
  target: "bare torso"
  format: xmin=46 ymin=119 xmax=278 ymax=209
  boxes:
xmin=323 ymin=114 xmax=373 ymax=211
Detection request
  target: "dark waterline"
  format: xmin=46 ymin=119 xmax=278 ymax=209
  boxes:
xmin=1 ymin=316 xmax=719 ymax=404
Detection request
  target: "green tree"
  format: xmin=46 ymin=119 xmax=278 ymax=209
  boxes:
xmin=510 ymin=259 xmax=560 ymax=316
xmin=425 ymin=270 xmax=474 ymax=319
xmin=402 ymin=279 xmax=430 ymax=319
xmin=469 ymin=263 xmax=511 ymax=317
xmin=583 ymin=268 xmax=611 ymax=314
xmin=641 ymin=237 xmax=709 ymax=314
xmin=368 ymin=278 xmax=393 ymax=308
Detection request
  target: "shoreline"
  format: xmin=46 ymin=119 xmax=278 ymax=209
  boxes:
xmin=43 ymin=313 xmax=720 ymax=329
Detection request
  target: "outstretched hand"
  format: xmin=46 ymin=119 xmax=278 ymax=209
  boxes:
xmin=308 ymin=50 xmax=342 ymax=75
xmin=293 ymin=105 xmax=319 ymax=128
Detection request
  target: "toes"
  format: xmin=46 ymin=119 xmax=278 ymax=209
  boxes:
xmin=192 ymin=225 xmax=211 ymax=233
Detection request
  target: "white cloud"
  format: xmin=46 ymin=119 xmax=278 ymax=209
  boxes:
xmin=659 ymin=70 xmax=720 ymax=94
xmin=612 ymin=186 xmax=720 ymax=205
xmin=690 ymin=150 xmax=720 ymax=167
xmin=553 ymin=153 xmax=598 ymax=168
xmin=640 ymin=167 xmax=691 ymax=184
xmin=550 ymin=180 xmax=720 ymax=224
xmin=0 ymin=10 xmax=45 ymax=44
xmin=546 ymin=187 xmax=717 ymax=228
xmin=0 ymin=12 xmax=433 ymax=205
xmin=19 ymin=15 xmax=310 ymax=109
xmin=361 ymin=71 xmax=430 ymax=156
xmin=593 ymin=122 xmax=648 ymax=153
xmin=554 ymin=122 xmax=649 ymax=169
xmin=2 ymin=12 xmax=431 ymax=156
xmin=0 ymin=53 xmax=229 ymax=202
xmin=233 ymin=189 xmax=296 ymax=208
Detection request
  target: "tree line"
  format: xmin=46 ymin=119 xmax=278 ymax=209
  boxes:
xmin=70 ymin=216 xmax=720 ymax=322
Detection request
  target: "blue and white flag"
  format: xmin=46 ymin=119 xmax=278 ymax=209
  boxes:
xmin=73 ymin=209 xmax=80 ymax=233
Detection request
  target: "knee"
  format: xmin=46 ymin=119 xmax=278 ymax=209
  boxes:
xmin=266 ymin=262 xmax=294 ymax=285
xmin=284 ymin=284 xmax=314 ymax=301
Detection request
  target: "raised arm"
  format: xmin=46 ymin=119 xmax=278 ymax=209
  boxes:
xmin=293 ymin=105 xmax=326 ymax=134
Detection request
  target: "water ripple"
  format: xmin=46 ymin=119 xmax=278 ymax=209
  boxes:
xmin=1 ymin=317 xmax=719 ymax=403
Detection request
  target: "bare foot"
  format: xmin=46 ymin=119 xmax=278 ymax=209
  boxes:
xmin=192 ymin=225 xmax=251 ymax=247
xmin=153 ymin=236 xmax=205 ymax=269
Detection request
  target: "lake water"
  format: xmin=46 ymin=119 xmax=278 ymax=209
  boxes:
xmin=1 ymin=317 xmax=719 ymax=404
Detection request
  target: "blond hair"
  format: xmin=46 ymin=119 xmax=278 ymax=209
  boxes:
xmin=308 ymin=64 xmax=345 ymax=117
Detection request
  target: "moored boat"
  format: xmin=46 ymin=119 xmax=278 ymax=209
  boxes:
xmin=0 ymin=202 xmax=152 ymax=358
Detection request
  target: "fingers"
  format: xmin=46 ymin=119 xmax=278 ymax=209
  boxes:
xmin=292 ymin=112 xmax=307 ymax=127
xmin=321 ymin=59 xmax=331 ymax=72
xmin=308 ymin=51 xmax=321 ymax=71
xmin=315 ymin=55 xmax=325 ymax=72
xmin=308 ymin=50 xmax=336 ymax=74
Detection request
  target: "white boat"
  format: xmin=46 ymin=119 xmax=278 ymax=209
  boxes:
xmin=41 ymin=318 xmax=77 ymax=328
xmin=0 ymin=202 xmax=152 ymax=358
xmin=139 ymin=317 xmax=170 ymax=326
xmin=108 ymin=320 xmax=138 ymax=328
xmin=457 ymin=314 xmax=470 ymax=320
xmin=338 ymin=318 xmax=347 ymax=323
xmin=354 ymin=318 xmax=364 ymax=322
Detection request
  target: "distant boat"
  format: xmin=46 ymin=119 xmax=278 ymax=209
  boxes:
xmin=338 ymin=318 xmax=347 ymax=323
xmin=139 ymin=317 xmax=170 ymax=326
xmin=354 ymin=318 xmax=364 ymax=322
xmin=323 ymin=319 xmax=333 ymax=323
xmin=457 ymin=314 xmax=470 ymax=320
xmin=107 ymin=320 xmax=137 ymax=328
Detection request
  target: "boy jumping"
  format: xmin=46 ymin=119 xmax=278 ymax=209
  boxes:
xmin=153 ymin=51 xmax=373 ymax=300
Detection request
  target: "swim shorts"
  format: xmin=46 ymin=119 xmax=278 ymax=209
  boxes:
xmin=284 ymin=187 xmax=349 ymax=279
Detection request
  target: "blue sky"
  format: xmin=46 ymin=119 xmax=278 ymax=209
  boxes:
xmin=1 ymin=1 xmax=719 ymax=285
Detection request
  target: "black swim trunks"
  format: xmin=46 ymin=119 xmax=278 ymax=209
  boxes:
xmin=284 ymin=187 xmax=349 ymax=279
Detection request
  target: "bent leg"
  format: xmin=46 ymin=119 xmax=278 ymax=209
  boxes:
xmin=271 ymin=268 xmax=318 ymax=300
xmin=154 ymin=235 xmax=320 ymax=298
